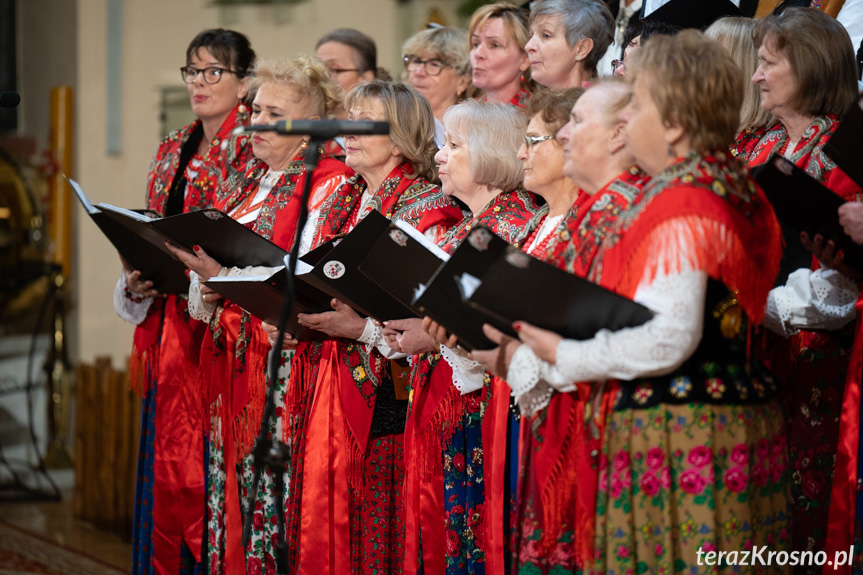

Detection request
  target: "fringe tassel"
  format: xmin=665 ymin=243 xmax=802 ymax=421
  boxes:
xmin=129 ymin=342 xmax=159 ymax=396
xmin=414 ymin=384 xmax=470 ymax=482
xmin=613 ymin=215 xmax=781 ymax=325
xmin=232 ymin=335 xmax=270 ymax=460
xmin=538 ymin=400 xmax=582 ymax=554
xmin=347 ymin=417 xmax=365 ymax=493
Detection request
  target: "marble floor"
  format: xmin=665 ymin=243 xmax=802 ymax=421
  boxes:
xmin=0 ymin=483 xmax=132 ymax=571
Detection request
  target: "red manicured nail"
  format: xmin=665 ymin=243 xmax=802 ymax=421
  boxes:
xmin=193 ymin=245 xmax=200 ymax=252
xmin=514 ymin=323 xmax=522 ymax=331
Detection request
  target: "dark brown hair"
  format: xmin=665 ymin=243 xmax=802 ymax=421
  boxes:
xmin=186 ymin=29 xmax=256 ymax=77
xmin=753 ymin=8 xmax=858 ymax=117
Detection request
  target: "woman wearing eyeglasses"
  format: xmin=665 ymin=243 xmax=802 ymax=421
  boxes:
xmin=111 ymin=28 xmax=255 ymax=575
xmin=402 ymin=25 xmax=472 ymax=143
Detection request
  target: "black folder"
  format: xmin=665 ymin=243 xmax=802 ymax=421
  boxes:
xmin=357 ymin=220 xmax=449 ymax=314
xmin=412 ymin=227 xmax=514 ymax=350
xmin=415 ymin=226 xmax=653 ymax=351
xmin=96 ymin=204 xmax=290 ymax=269
xmin=642 ymin=0 xmax=742 ymax=30
xmin=753 ymin=156 xmax=863 ymax=273
xmin=68 ymin=177 xmax=189 ymax=294
xmin=204 ymin=267 xmax=330 ymax=341
xmin=824 ymin=98 xmax=863 ymax=189
xmin=297 ymin=210 xmax=425 ymax=322
xmin=464 ymin=244 xmax=655 ymax=345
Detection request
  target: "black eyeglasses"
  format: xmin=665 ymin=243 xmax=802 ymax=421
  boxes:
xmin=611 ymin=59 xmax=628 ymax=74
xmin=180 ymin=66 xmax=241 ymax=85
xmin=524 ymin=134 xmax=554 ymax=150
xmin=403 ymin=55 xmax=449 ymax=76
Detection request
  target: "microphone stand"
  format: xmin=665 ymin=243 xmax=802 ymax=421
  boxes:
xmin=241 ymin=138 xmax=324 ymax=575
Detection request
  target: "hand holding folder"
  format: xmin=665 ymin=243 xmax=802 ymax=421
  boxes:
xmin=753 ymin=156 xmax=863 ymax=275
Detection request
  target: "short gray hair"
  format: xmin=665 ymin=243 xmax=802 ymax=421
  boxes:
xmin=402 ymin=26 xmax=471 ymax=75
xmin=443 ymin=99 xmax=525 ymax=192
xmin=529 ymin=0 xmax=614 ymax=76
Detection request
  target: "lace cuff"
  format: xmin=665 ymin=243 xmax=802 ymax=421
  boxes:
xmin=188 ymin=269 xmax=224 ymax=322
xmin=440 ymin=345 xmax=485 ymax=394
xmin=113 ymin=272 xmax=153 ymax=325
xmin=506 ymin=345 xmax=556 ymax=416
xmin=764 ymin=266 xmax=859 ymax=337
xmin=357 ymin=318 xmax=408 ymax=359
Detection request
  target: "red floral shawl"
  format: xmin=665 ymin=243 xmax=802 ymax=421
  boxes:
xmin=747 ymin=117 xmax=863 ymax=569
xmin=204 ymin=150 xmax=354 ymax=456
xmin=584 ymin=151 xmax=783 ymax=566
xmin=131 ymin=105 xmax=252 ymax=573
xmin=403 ymin=188 xmax=544 ymax=575
xmin=283 ymin=162 xmax=463 ymax=573
xmin=511 ymin=168 xmax=647 ymax=564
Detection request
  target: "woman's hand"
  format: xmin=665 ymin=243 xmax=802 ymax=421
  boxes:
xmin=515 ymin=321 xmax=562 ymax=364
xmin=469 ymin=323 xmax=520 ymax=378
xmin=382 ymin=318 xmax=438 ymax=355
xmin=199 ymin=283 xmax=224 ymax=306
xmin=164 ymin=242 xmax=223 ymax=281
xmin=839 ymin=202 xmax=863 ymax=245
xmin=800 ymin=231 xmax=861 ymax=280
xmin=297 ymin=299 xmax=366 ymax=339
xmin=421 ymin=316 xmax=459 ymax=349
xmin=121 ymin=255 xmax=161 ymax=297
xmin=261 ymin=322 xmax=299 ymax=350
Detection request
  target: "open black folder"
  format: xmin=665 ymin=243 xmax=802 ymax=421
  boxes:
xmin=96 ymin=204 xmax=290 ymax=269
xmin=753 ymin=156 xmax=863 ymax=273
xmin=297 ymin=210 xmax=427 ymax=322
xmin=824 ymin=98 xmax=863 ymax=188
xmin=357 ymin=219 xmax=449 ymax=314
xmin=202 ymin=240 xmax=339 ymax=341
xmin=412 ymin=227 xmax=513 ymax=350
xmin=414 ymin=226 xmax=653 ymax=351
xmin=203 ymin=210 xmax=435 ymax=336
xmin=69 ymin=177 xmax=189 ymax=294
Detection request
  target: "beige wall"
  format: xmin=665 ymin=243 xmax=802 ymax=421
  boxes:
xmin=72 ymin=0 xmax=463 ymax=363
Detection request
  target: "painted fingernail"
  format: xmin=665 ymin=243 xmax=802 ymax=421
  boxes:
xmin=514 ymin=323 xmax=522 ymax=331
xmin=193 ymin=245 xmax=201 ymax=252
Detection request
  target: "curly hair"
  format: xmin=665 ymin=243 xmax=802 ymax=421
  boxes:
xmin=249 ymin=55 xmax=342 ymax=117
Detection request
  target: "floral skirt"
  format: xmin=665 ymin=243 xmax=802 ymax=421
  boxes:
xmin=590 ymin=401 xmax=790 ymax=575
xmin=350 ymin=435 xmax=406 ymax=574
xmin=206 ymin=350 xmax=292 ymax=575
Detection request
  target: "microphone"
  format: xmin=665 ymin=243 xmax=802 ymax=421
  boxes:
xmin=1 ymin=91 xmax=20 ymax=108
xmin=234 ymin=120 xmax=389 ymax=139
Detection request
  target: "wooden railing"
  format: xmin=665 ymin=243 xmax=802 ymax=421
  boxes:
xmin=73 ymin=357 xmax=140 ymax=541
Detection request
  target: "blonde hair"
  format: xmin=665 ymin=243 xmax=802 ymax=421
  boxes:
xmin=402 ymin=26 xmax=471 ymax=76
xmin=630 ymin=30 xmax=742 ymax=152
xmin=443 ymin=99 xmax=525 ymax=191
xmin=469 ymin=2 xmax=534 ymax=86
xmin=345 ymin=80 xmax=438 ymax=181
xmin=705 ymin=17 xmax=772 ymax=132
xmin=249 ymin=55 xmax=342 ymax=117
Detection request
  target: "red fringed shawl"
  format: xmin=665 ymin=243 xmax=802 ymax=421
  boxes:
xmin=403 ymin=189 xmax=544 ymax=575
xmin=284 ymin=163 xmax=463 ymax=574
